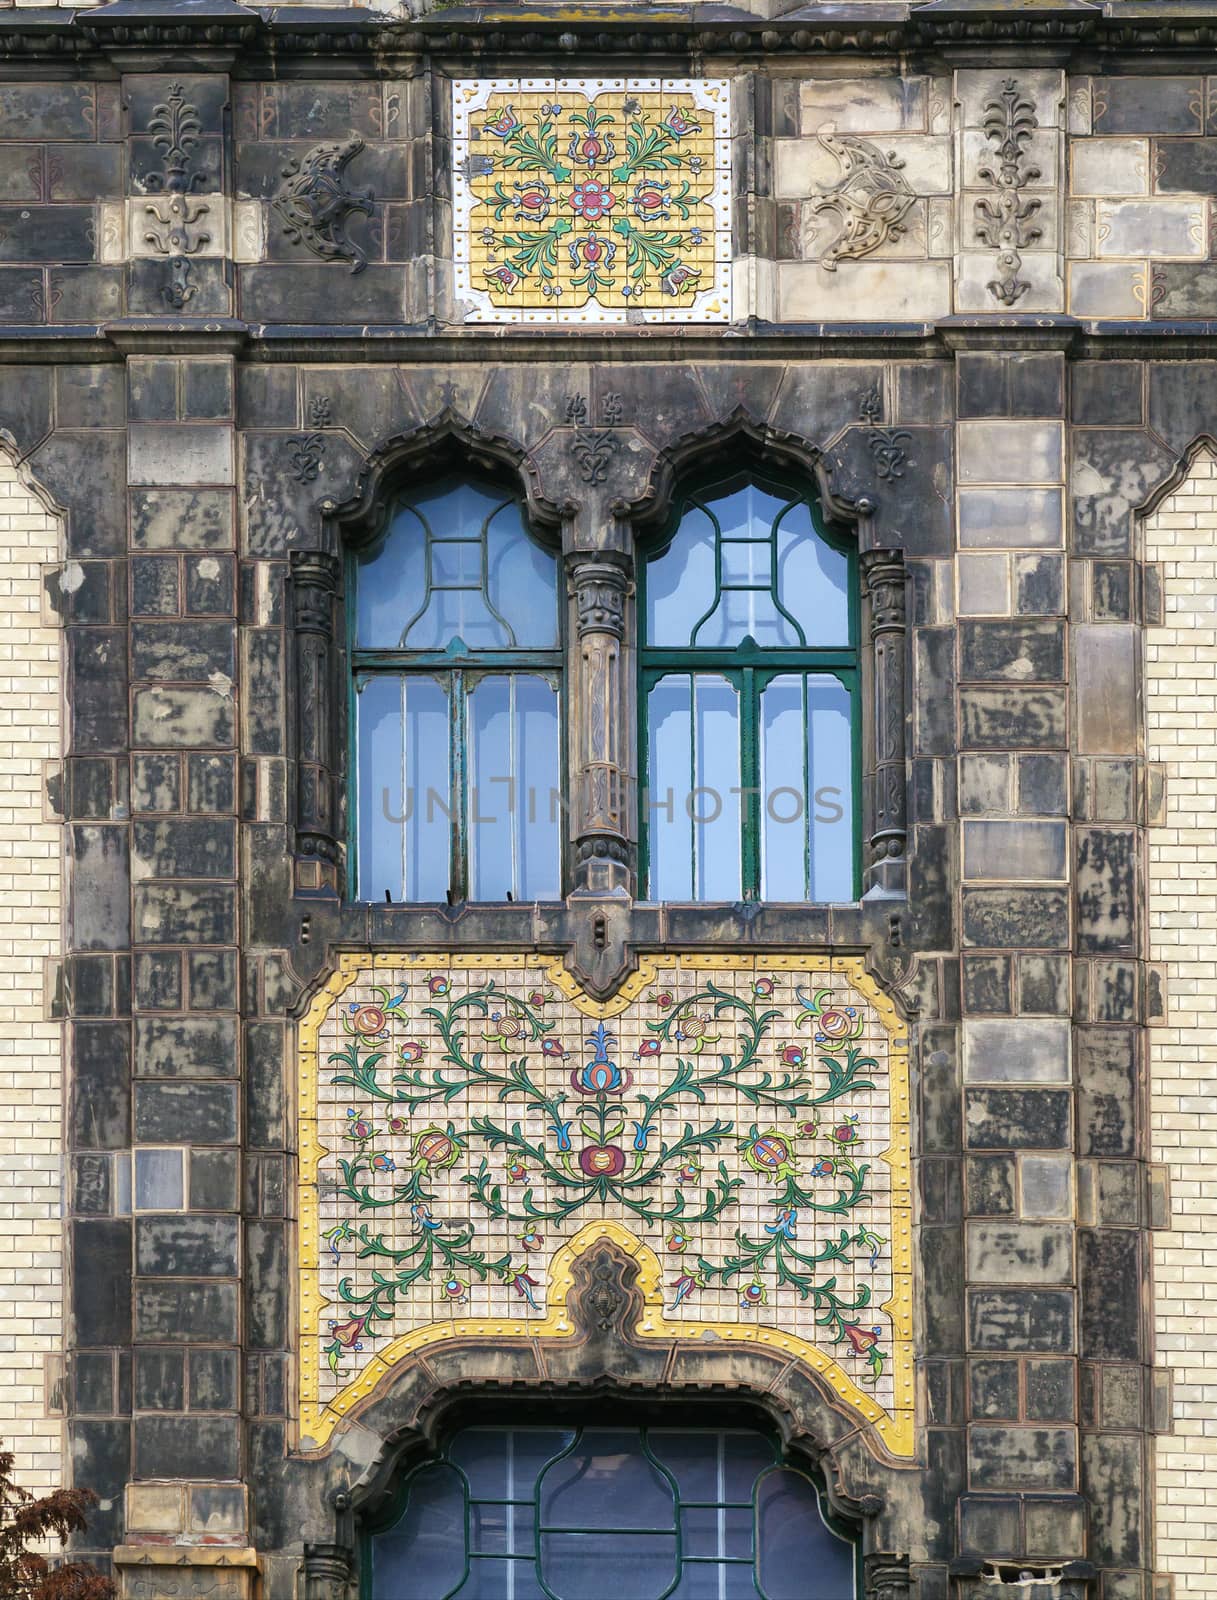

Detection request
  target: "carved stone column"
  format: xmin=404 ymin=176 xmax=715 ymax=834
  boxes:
xmin=302 ymin=1543 xmax=352 ymax=1600
xmin=291 ymin=551 xmax=341 ymax=888
xmin=566 ymin=553 xmax=632 ymax=895
xmin=864 ymin=1552 xmax=912 ymax=1600
xmin=861 ymin=550 xmax=908 ymax=898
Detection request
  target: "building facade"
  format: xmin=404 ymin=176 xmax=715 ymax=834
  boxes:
xmin=0 ymin=0 xmax=1215 ymax=1594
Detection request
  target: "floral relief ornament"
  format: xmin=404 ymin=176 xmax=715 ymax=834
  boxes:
xmin=453 ymin=80 xmax=732 ymax=324
xmin=301 ymin=956 xmax=912 ymax=1454
xmin=810 ymin=132 xmax=916 ymax=269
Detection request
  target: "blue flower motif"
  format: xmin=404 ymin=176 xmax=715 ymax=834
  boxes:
xmin=550 ymin=1120 xmax=573 ymax=1152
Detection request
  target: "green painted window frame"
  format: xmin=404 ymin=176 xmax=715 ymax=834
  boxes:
xmin=346 ymin=484 xmax=565 ymax=905
xmin=637 ymin=475 xmax=862 ymax=904
xmin=360 ymin=1423 xmax=861 ymax=1600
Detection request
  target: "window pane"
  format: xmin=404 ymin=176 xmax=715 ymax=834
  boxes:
xmin=646 ymin=676 xmax=741 ymax=902
xmin=456 ymin=1558 xmax=547 ymax=1600
xmin=372 ymin=1463 xmax=467 ymax=1600
xmin=541 ymin=1533 xmax=678 ymax=1600
xmin=356 ymin=674 xmax=451 ymax=903
xmin=760 ymin=674 xmax=854 ymax=903
xmin=807 ymin=675 xmax=854 ymax=902
xmin=671 ymin=1565 xmax=758 ymax=1600
xmin=467 ymin=675 xmax=560 ymax=902
xmin=646 ymin=676 xmax=694 ymax=900
xmin=450 ymin=1428 xmax=573 ymax=1501
xmin=646 ymin=506 xmax=717 ymax=646
xmin=540 ymin=1431 xmax=675 ymax=1531
xmin=776 ymin=502 xmax=850 ymax=646
xmin=649 ymin=1431 xmax=774 ymax=1504
xmin=356 ymin=477 xmax=558 ymax=652
xmin=755 ymin=1469 xmax=855 ymax=1600
xmin=692 ymin=676 xmax=741 ymax=902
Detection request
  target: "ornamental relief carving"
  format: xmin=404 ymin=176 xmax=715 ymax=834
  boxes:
xmin=809 ymin=133 xmax=917 ymax=270
xmin=297 ymin=952 xmax=913 ymax=1457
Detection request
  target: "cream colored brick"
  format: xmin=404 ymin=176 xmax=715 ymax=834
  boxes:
xmin=0 ymin=450 xmax=63 ymax=1501
xmin=1147 ymin=446 xmax=1217 ymax=1594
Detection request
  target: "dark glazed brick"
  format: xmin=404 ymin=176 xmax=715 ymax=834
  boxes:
xmin=134 ymin=1017 xmax=236 ymax=1081
xmin=1147 ymin=360 xmax=1217 ymax=454
xmin=0 ymin=267 xmax=46 ymax=325
xmin=1018 ymin=955 xmax=1070 ymax=1015
xmin=185 ymin=554 xmax=235 ymax=616
xmin=69 ymin=1421 xmax=129 ymax=1548
xmin=73 ymin=1153 xmax=112 ymax=1216
xmin=969 ymin=1289 xmax=1075 ymax=1352
xmin=134 ymin=1281 xmax=239 ymax=1343
xmin=1015 ymin=554 xmax=1064 ymax=617
xmin=134 ymin=1081 xmax=238 ymax=1144
xmin=1017 ymin=753 xmax=1068 ymax=816
xmin=1070 ymin=361 xmax=1142 ymax=426
xmin=960 ymin=688 xmax=1066 ymax=750
xmin=246 ymin=1221 xmax=287 ymax=1349
xmin=189 ymin=1348 xmax=238 ymax=1411
xmin=970 ymin=1358 xmax=1020 ymax=1420
xmin=182 ymin=361 xmax=234 ymax=421
xmin=187 ymin=753 xmax=236 ymax=814
xmin=960 ymin=620 xmax=1065 ymax=683
xmin=240 ymin=265 xmax=406 ymax=325
xmin=957 ymin=353 xmax=1062 ymax=419
xmin=0 ymin=84 xmax=96 ymax=139
xmin=128 ymin=359 xmax=177 ymax=424
xmin=134 ymin=952 xmax=182 ymax=1011
xmin=1082 ymin=1434 xmax=1143 ymax=1568
xmin=1151 ymin=263 xmax=1217 ymax=319
xmin=963 ymin=887 xmax=1070 ymax=949
xmin=0 ymin=205 xmax=94 ymax=261
xmin=130 ymin=556 xmax=180 ymax=617
xmin=1076 ymin=1027 xmax=1137 ymax=1158
xmin=965 ymin=1154 xmax=1017 ymax=1215
xmin=1076 ymin=828 xmax=1136 ymax=953
xmin=131 ymin=621 xmax=236 ymax=683
xmin=49 ymin=265 xmax=123 ymax=325
xmin=68 ymin=630 xmax=127 ymax=750
xmin=73 ymin=1351 xmax=116 ymax=1416
xmin=124 ymin=74 xmax=228 ymax=135
xmin=71 ymin=1023 xmax=131 ymax=1150
xmin=73 ymin=1220 xmax=132 ymax=1347
xmin=959 ymin=1495 xmax=1019 ymax=1555
xmin=132 ymin=753 xmax=180 ymax=814
xmin=1071 ymin=429 xmax=1175 ymax=559
xmin=245 ymin=1021 xmax=285 ymax=1148
xmin=1094 ymin=76 xmax=1203 ymax=134
xmin=1026 ymin=1359 xmax=1076 ymax=1421
xmin=135 ymin=1415 xmax=239 ymax=1481
xmin=962 ymin=955 xmax=1012 ymax=1014
xmin=965 ymin=1088 xmax=1072 ymax=1149
xmin=132 ymin=818 xmax=236 ymax=879
xmin=133 ymin=1349 xmax=184 ymax=1411
xmin=48 ymin=143 xmax=123 ymax=202
xmin=188 ymin=949 xmax=238 ymax=1010
xmin=969 ymin=1425 xmax=1076 ymax=1491
xmin=190 ymin=1149 xmax=240 ymax=1212
xmin=131 ymin=488 xmax=233 ymax=551
xmin=259 ymin=81 xmax=385 ymax=139
xmin=137 ymin=1214 xmax=239 ymax=1276
xmin=57 ymin=366 xmax=124 ymax=430
xmin=1079 ymin=1230 xmax=1141 ymax=1361
xmin=1156 ymin=136 xmax=1217 ymax=193
xmin=132 ymin=884 xmax=236 ymax=945
xmin=237 ymin=364 xmax=298 ymax=429
xmin=127 ymin=258 xmax=231 ymax=318
xmin=1093 ymin=562 xmax=1132 ymax=622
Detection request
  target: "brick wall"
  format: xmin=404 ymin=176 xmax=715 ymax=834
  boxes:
xmin=0 ymin=450 xmax=64 ymax=1496
xmin=1145 ymin=447 xmax=1217 ymax=1591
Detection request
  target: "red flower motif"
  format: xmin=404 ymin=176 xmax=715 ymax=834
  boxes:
xmin=578 ymin=1143 xmax=626 ymax=1178
xmin=328 ymin=1314 xmax=367 ymax=1349
xmin=569 ymin=179 xmax=615 ymax=221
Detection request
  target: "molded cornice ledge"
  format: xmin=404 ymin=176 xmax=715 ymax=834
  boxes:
xmin=10 ymin=0 xmax=1217 ymax=62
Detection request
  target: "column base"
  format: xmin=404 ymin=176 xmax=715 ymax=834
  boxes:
xmin=114 ymin=1545 xmax=259 ymax=1599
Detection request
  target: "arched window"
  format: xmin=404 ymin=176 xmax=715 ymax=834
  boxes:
xmin=639 ymin=473 xmax=858 ymax=903
xmin=352 ymin=476 xmax=562 ymax=903
xmin=365 ymin=1424 xmax=858 ymax=1599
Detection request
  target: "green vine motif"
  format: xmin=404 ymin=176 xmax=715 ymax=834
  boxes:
xmin=490 ymin=112 xmax=572 ymax=183
xmin=611 ymin=112 xmax=702 ymax=183
xmin=320 ymin=970 xmax=891 ymax=1388
xmin=498 ymin=220 xmax=572 ymax=282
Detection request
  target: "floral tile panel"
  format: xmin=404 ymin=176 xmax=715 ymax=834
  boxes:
xmin=452 ymin=79 xmax=732 ymax=324
xmin=298 ymin=954 xmax=912 ymax=1456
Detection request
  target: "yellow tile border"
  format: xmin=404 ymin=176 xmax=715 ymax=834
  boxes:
xmin=297 ymin=952 xmax=914 ymax=1462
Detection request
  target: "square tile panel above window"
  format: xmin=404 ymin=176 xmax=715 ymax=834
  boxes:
xmin=452 ymin=78 xmax=733 ymax=324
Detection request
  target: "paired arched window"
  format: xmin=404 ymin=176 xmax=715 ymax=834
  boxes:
xmin=640 ymin=473 xmax=858 ymax=903
xmin=365 ymin=1425 xmax=858 ymax=1600
xmin=350 ymin=469 xmax=859 ymax=905
xmin=352 ymin=476 xmax=563 ymax=903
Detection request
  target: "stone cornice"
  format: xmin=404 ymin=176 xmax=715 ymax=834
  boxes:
xmin=4 ymin=0 xmax=1217 ymax=66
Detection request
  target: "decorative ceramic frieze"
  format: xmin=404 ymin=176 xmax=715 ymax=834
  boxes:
xmin=298 ymin=953 xmax=912 ymax=1455
xmin=452 ymin=79 xmax=732 ymax=324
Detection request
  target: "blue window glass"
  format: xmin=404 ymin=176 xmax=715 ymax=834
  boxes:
xmin=351 ymin=476 xmax=563 ymax=903
xmin=366 ymin=1426 xmax=857 ymax=1600
xmin=640 ymin=474 xmax=859 ymax=903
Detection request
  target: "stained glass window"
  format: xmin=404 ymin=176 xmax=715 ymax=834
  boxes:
xmin=640 ymin=475 xmax=859 ymax=903
xmin=352 ymin=477 xmax=563 ymax=903
xmin=365 ymin=1425 xmax=858 ymax=1600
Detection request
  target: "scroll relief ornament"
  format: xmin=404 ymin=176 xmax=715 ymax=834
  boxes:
xmin=973 ymin=79 xmax=1043 ymax=307
xmin=810 ymin=133 xmax=916 ymax=269
xmin=298 ymin=952 xmax=914 ymax=1457
xmin=142 ymin=82 xmax=211 ymax=311
xmin=272 ymin=137 xmax=375 ymax=275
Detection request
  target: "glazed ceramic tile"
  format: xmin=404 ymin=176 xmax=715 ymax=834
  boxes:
xmin=452 ymin=79 xmax=733 ymax=324
xmin=298 ymin=953 xmax=912 ymax=1455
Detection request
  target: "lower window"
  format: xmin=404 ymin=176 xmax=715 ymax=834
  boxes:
xmin=365 ymin=1424 xmax=858 ymax=1599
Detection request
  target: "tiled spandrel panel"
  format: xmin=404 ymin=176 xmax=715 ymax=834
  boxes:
xmin=298 ymin=953 xmax=911 ymax=1456
xmin=452 ymin=79 xmax=732 ymax=324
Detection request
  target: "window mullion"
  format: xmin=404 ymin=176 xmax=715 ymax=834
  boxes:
xmin=741 ymin=667 xmax=759 ymax=900
xmin=451 ymin=667 xmax=466 ymax=901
